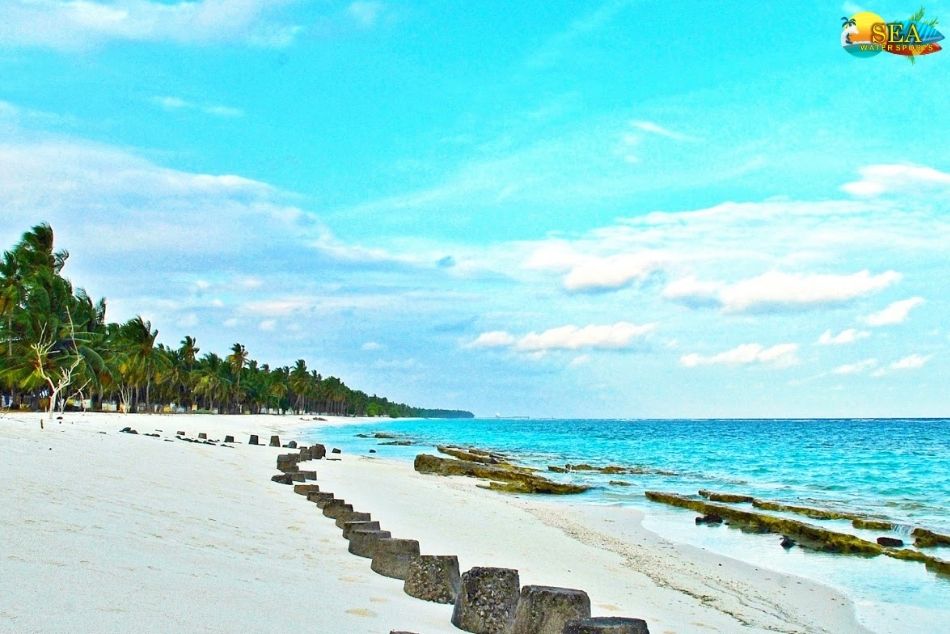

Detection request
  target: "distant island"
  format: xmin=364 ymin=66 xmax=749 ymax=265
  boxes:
xmin=0 ymin=223 xmax=474 ymax=422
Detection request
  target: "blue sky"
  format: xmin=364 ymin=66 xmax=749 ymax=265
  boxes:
xmin=1 ymin=0 xmax=948 ymax=417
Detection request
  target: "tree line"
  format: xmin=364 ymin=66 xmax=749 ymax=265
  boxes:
xmin=0 ymin=223 xmax=474 ymax=424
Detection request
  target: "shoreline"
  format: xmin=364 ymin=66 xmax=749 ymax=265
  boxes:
xmin=1 ymin=411 xmax=868 ymax=632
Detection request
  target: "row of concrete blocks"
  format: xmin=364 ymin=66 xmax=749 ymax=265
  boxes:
xmin=291 ymin=483 xmax=649 ymax=634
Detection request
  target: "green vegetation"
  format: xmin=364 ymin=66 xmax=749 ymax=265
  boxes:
xmin=0 ymin=223 xmax=473 ymax=424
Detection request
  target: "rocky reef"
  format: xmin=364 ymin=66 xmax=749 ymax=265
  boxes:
xmin=645 ymin=491 xmax=883 ymax=555
xmin=645 ymin=491 xmax=950 ymax=577
xmin=415 ymin=453 xmax=590 ymax=495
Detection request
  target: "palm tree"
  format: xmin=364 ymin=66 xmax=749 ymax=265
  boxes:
xmin=289 ymin=359 xmax=309 ymax=414
xmin=226 ymin=342 xmax=248 ymax=413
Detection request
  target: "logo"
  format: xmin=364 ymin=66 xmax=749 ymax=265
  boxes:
xmin=841 ymin=7 xmax=943 ymax=60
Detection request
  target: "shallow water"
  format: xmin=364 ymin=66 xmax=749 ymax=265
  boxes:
xmin=308 ymin=418 xmax=950 ymax=632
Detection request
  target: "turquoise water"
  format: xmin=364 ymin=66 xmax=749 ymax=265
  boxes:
xmin=308 ymin=418 xmax=950 ymax=632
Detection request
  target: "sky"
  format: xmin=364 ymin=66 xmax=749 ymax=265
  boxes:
xmin=1 ymin=0 xmax=948 ymax=418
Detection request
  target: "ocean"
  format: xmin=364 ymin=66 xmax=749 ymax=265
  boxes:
xmin=308 ymin=418 xmax=950 ymax=632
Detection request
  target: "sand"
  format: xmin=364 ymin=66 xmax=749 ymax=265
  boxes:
xmin=0 ymin=412 xmax=868 ymax=633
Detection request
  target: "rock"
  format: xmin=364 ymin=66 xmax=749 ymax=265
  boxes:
xmin=780 ymin=536 xmax=796 ymax=549
xmin=877 ymin=536 xmax=904 ymax=548
xmin=343 ymin=520 xmax=381 ymax=540
xmin=311 ymin=493 xmax=336 ymax=507
xmin=335 ymin=511 xmax=372 ymax=529
xmin=176 ymin=431 xmax=185 ymax=436
xmin=852 ymin=518 xmax=893 ymax=531
xmin=510 ymin=585 xmax=590 ymax=634
xmin=271 ymin=473 xmax=293 ymax=485
xmin=293 ymin=484 xmax=320 ymax=496
xmin=120 ymin=426 xmax=132 ymax=433
xmin=331 ymin=448 xmax=342 ymax=454
xmin=289 ymin=472 xmax=306 ymax=482
xmin=322 ymin=500 xmax=353 ymax=519
xmin=348 ymin=529 xmax=393 ymax=558
xmin=276 ymin=453 xmax=299 ymax=472
xmin=563 ymin=616 xmax=651 ymax=633
xmin=695 ymin=513 xmax=723 ymax=525
xmin=451 ymin=567 xmax=520 ymax=634
xmin=371 ymin=538 xmax=421 ymax=579
xmin=912 ymin=527 xmax=950 ymax=548
xmin=224 ymin=435 xmax=235 ymax=443
xmin=198 ymin=432 xmax=207 ymax=439
xmin=698 ymin=490 xmax=754 ymax=504
xmin=548 ymin=465 xmax=568 ymax=473
xmin=380 ymin=440 xmax=413 ymax=446
xmin=269 ymin=435 xmax=280 ymax=447
xmin=249 ymin=434 xmax=260 ymax=445
xmin=287 ymin=440 xmax=298 ymax=449
xmin=311 ymin=444 xmax=327 ymax=459
xmin=307 ymin=492 xmax=335 ymax=505
xmin=298 ymin=470 xmax=317 ymax=481
xmin=298 ymin=447 xmax=312 ymax=461
xmin=751 ymin=499 xmax=860 ymax=521
xmin=403 ymin=555 xmax=461 ymax=604
xmin=609 ymin=480 xmax=631 ymax=487
xmin=645 ymin=491 xmax=884 ymax=556
xmin=883 ymin=547 xmax=950 ymax=575
xmin=369 ymin=449 xmax=377 ymax=453
xmin=414 ymin=454 xmax=590 ymax=495
xmin=373 ymin=432 xmax=397 ymax=439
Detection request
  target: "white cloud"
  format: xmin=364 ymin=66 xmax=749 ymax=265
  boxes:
xmin=177 ymin=313 xmax=199 ymax=328
xmin=629 ymin=120 xmax=699 ymax=143
xmin=244 ymin=298 xmax=313 ymax=316
xmin=818 ymin=328 xmax=870 ymax=346
xmin=0 ymin=0 xmax=301 ymax=50
xmin=568 ymin=354 xmax=591 ymax=367
xmin=680 ymin=343 xmax=799 ymax=368
xmin=153 ymin=96 xmax=244 ymax=118
xmin=516 ymin=322 xmax=655 ymax=352
xmin=863 ymin=297 xmax=925 ymax=326
xmin=665 ymin=270 xmax=900 ymax=313
xmin=832 ymin=358 xmax=878 ymax=375
xmin=842 ymin=164 xmax=950 ymax=197
xmin=361 ymin=341 xmax=382 ymax=351
xmin=562 ymin=252 xmax=667 ymax=292
xmin=467 ymin=331 xmax=517 ymax=348
xmin=662 ymin=276 xmax=723 ymax=307
xmin=259 ymin=319 xmax=276 ymax=331
xmin=889 ymin=353 xmax=932 ymax=370
xmin=469 ymin=322 xmax=654 ymax=353
xmin=347 ymin=1 xmax=382 ymax=27
xmin=223 ymin=318 xmax=239 ymax=328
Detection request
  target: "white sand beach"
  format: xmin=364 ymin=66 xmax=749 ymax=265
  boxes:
xmin=0 ymin=412 xmax=867 ymax=633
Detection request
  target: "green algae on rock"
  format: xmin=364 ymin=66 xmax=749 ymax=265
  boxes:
xmin=751 ymin=499 xmax=863 ymax=521
xmin=698 ymin=489 xmax=754 ymax=504
xmin=415 ymin=454 xmax=590 ymax=494
xmin=645 ymin=491 xmax=884 ymax=556
xmin=852 ymin=518 xmax=894 ymax=531
xmin=912 ymin=528 xmax=950 ymax=548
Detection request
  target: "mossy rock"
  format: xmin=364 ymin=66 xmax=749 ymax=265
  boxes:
xmin=852 ymin=518 xmax=893 ymax=531
xmin=751 ymin=499 xmax=860 ymax=521
xmin=415 ymin=454 xmax=590 ymax=495
xmin=698 ymin=489 xmax=754 ymax=504
xmin=609 ymin=480 xmax=632 ymax=487
xmin=884 ymin=549 xmax=950 ymax=576
xmin=548 ymin=465 xmax=568 ymax=473
xmin=912 ymin=527 xmax=950 ymax=548
xmin=645 ymin=491 xmax=883 ymax=556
